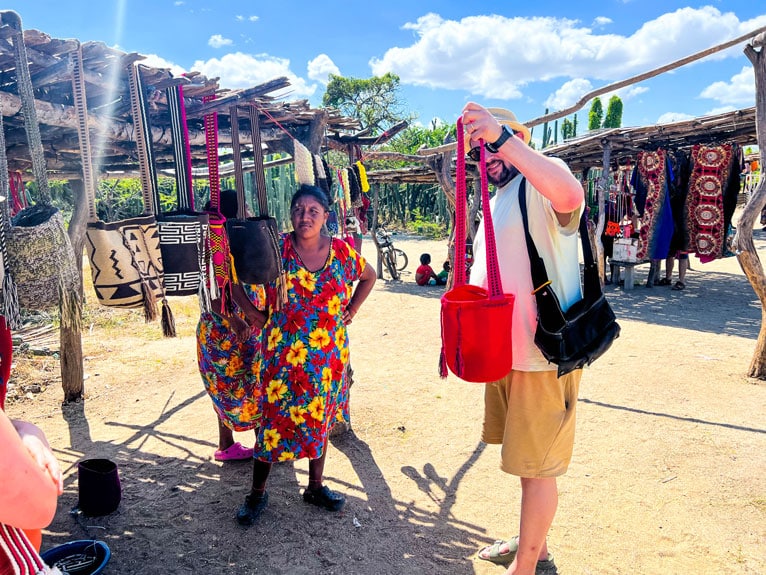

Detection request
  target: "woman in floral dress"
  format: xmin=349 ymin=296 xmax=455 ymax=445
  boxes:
xmin=237 ymin=184 xmax=376 ymax=526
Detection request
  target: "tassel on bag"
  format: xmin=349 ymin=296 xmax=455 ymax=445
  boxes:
xmin=141 ymin=278 xmax=158 ymax=322
xmin=161 ymin=298 xmax=176 ymax=338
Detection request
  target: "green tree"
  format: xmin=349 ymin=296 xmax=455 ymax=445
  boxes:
xmin=322 ymin=73 xmax=409 ymax=135
xmin=588 ymin=97 xmax=603 ymax=131
xmin=561 ymin=118 xmax=575 ymax=140
xmin=603 ymin=95 xmax=624 ymax=128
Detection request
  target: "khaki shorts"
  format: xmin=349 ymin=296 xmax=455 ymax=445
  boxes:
xmin=482 ymin=369 xmax=582 ymax=478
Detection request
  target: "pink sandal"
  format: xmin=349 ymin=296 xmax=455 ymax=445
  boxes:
xmin=214 ymin=442 xmax=254 ymax=461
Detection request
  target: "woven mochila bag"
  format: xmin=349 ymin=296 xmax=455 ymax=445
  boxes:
xmin=439 ymin=117 xmax=515 ymax=383
xmin=84 ymin=63 xmax=166 ymax=324
xmin=0 ymin=11 xmax=77 ymax=313
xmin=156 ymin=83 xmax=209 ymax=297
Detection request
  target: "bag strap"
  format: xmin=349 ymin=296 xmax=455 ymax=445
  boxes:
xmin=203 ymin=95 xmax=221 ymax=213
xmin=70 ymin=45 xmax=98 ymax=222
xmin=6 ymin=12 xmax=51 ymax=207
xmin=127 ymin=63 xmax=159 ymax=216
xmin=0 ymin=108 xmax=22 ymax=330
xmin=519 ymin=181 xmax=602 ymax=301
xmin=166 ymin=84 xmax=195 ymax=212
xmin=230 ymin=105 xmax=247 ymax=219
xmin=454 ymin=118 xmax=504 ymax=299
xmin=248 ymin=106 xmax=270 ymax=218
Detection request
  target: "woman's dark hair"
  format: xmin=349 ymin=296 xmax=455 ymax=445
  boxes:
xmin=290 ymin=184 xmax=330 ymax=212
xmin=420 ymin=253 xmax=431 ymax=265
xmin=204 ymin=189 xmax=238 ymax=220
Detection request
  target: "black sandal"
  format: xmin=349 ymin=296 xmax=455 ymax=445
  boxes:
xmin=236 ymin=491 xmax=268 ymax=526
xmin=671 ymin=281 xmax=686 ymax=290
xmin=303 ymin=485 xmax=345 ymax=511
xmin=658 ymin=277 xmax=672 ymax=286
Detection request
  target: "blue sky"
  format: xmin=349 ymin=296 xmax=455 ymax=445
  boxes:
xmin=16 ymin=1 xmax=766 ymax=143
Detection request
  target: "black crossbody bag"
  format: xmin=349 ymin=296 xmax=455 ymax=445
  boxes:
xmin=519 ymin=179 xmax=620 ymax=377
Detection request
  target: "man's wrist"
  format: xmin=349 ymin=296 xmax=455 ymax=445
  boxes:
xmin=486 ymin=125 xmax=512 ymax=153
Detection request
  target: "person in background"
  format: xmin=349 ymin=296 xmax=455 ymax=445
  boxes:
xmin=237 ymin=184 xmax=376 ymax=526
xmin=415 ymin=253 xmax=439 ymax=286
xmin=658 ymin=251 xmax=689 ymax=290
xmin=462 ymin=103 xmax=584 ymax=575
xmin=198 ymin=190 xmax=265 ymax=462
xmin=436 ymin=260 xmax=450 ymax=286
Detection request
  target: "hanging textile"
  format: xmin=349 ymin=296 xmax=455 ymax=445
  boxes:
xmin=686 ymin=143 xmax=734 ymax=262
xmin=667 ymin=149 xmax=692 ymax=254
xmin=201 ymin=94 xmax=233 ymax=314
xmin=634 ymin=150 xmax=673 ymax=261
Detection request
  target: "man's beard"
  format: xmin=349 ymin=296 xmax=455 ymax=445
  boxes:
xmin=486 ymin=160 xmax=519 ymax=188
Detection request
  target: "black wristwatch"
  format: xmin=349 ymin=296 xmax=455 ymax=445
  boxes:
xmin=485 ymin=125 xmax=512 ymax=153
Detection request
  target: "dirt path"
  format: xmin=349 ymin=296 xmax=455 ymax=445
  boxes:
xmin=7 ymin=229 xmax=766 ymax=575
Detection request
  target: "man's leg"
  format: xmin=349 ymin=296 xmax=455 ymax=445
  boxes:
xmin=678 ymin=252 xmax=689 ymax=284
xmin=506 ymin=477 xmax=557 ymax=574
xmin=664 ymin=256 xmax=675 ymax=281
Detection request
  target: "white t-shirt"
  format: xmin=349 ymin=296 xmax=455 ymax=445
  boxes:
xmin=469 ymin=171 xmax=583 ymax=371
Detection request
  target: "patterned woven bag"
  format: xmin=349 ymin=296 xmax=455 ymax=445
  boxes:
xmin=0 ymin=12 xmax=77 ymax=312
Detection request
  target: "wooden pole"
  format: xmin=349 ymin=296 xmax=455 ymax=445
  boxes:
xmin=735 ymin=33 xmax=766 ymax=378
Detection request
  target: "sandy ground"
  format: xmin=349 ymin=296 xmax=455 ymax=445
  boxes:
xmin=6 ymin=225 xmax=766 ymax=575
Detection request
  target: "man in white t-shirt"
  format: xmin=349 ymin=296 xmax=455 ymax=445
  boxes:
xmin=462 ymin=102 xmax=585 ymax=575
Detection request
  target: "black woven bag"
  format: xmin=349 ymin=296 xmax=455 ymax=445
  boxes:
xmin=519 ymin=179 xmax=620 ymax=377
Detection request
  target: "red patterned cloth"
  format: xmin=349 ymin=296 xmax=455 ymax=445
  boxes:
xmin=686 ymin=144 xmax=733 ymax=261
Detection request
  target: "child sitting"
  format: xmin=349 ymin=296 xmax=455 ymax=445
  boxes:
xmin=415 ymin=253 xmax=439 ymax=286
xmin=435 ymin=260 xmax=450 ymax=286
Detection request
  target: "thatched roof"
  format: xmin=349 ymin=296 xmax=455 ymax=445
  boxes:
xmin=0 ymin=12 xmax=362 ymax=181
xmin=542 ymin=107 xmax=758 ymax=173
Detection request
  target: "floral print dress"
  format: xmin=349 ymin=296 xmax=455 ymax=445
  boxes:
xmin=196 ymin=284 xmax=264 ymax=432
xmin=254 ymin=234 xmax=365 ymax=463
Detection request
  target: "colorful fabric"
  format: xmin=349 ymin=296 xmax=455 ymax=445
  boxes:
xmin=686 ymin=143 xmax=733 ymax=261
xmin=197 ymin=284 xmax=265 ymax=432
xmin=636 ymin=150 xmax=673 ymax=261
xmin=254 ymin=234 xmax=365 ymax=462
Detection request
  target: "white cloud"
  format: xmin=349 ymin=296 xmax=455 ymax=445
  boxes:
xmin=235 ymin=15 xmax=258 ymax=22
xmin=208 ymin=34 xmax=233 ymax=48
xmin=699 ymin=66 xmax=755 ymax=106
xmin=191 ymin=52 xmax=316 ymax=98
xmin=174 ymin=1 xmax=184 ymax=6
xmin=139 ymin=54 xmax=187 ymax=77
xmin=249 ymin=15 xmax=259 ymax=22
xmin=544 ymin=78 xmax=648 ymax=112
xmin=656 ymin=112 xmax=694 ymax=124
xmin=369 ymin=8 xmax=758 ymax=102
xmin=236 ymin=15 xmax=244 ymax=21
xmin=545 ymin=79 xmax=593 ymax=110
xmin=593 ymin=16 xmax=612 ymax=27
xmin=307 ymin=54 xmax=340 ymax=85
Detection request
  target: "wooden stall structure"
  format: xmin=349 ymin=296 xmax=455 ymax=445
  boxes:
xmin=0 ymin=11 xmax=368 ymax=401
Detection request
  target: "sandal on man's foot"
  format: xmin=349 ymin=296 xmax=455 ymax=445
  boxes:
xmin=303 ymin=485 xmax=345 ymax=512
xmin=477 ymin=536 xmax=518 ymax=566
xmin=671 ymin=281 xmax=685 ymax=290
xmin=536 ymin=554 xmax=557 ymax=574
xmin=236 ymin=491 xmax=268 ymax=526
xmin=657 ymin=277 xmax=672 ymax=286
